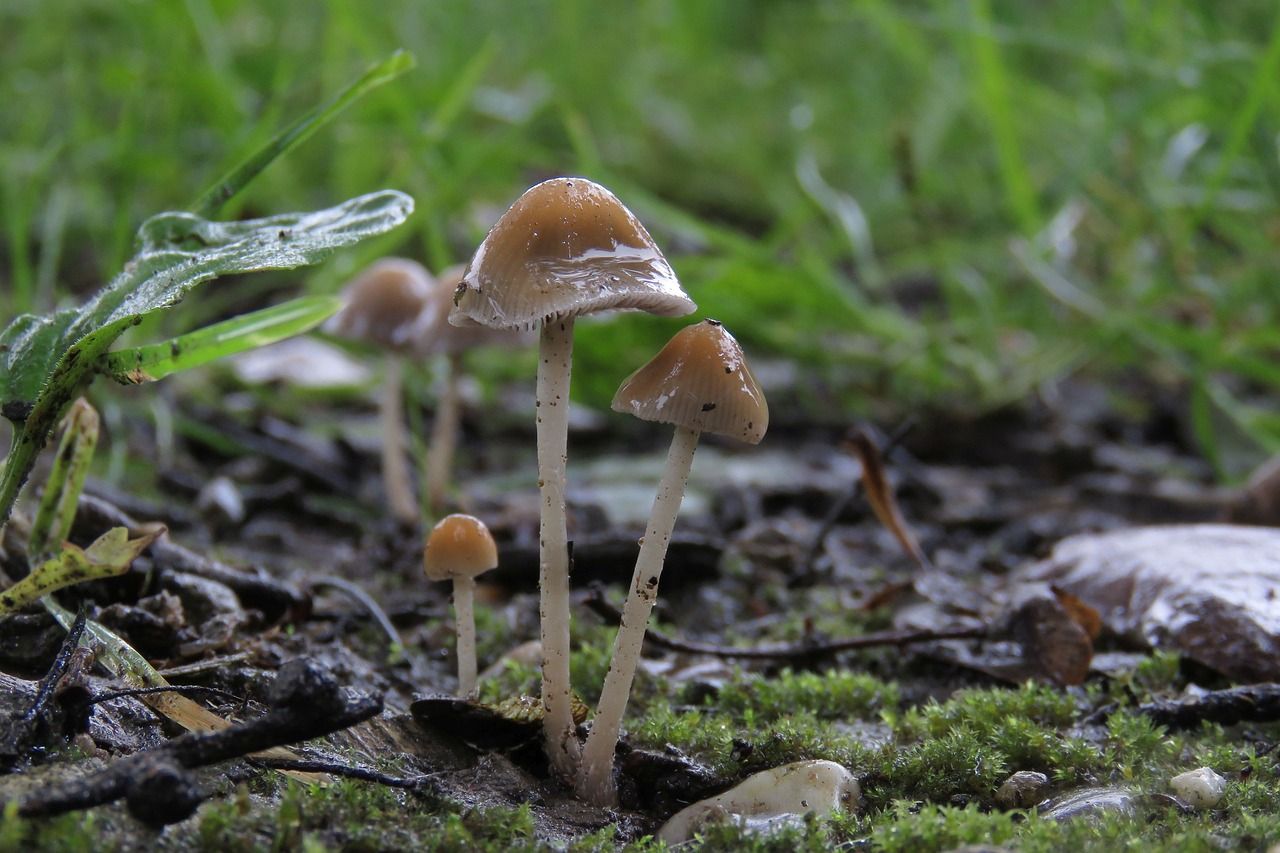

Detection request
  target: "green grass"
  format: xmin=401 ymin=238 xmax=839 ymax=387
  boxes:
xmin=3 ymin=1 xmax=1280 ymax=471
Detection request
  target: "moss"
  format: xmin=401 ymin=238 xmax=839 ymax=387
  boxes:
xmin=706 ymin=669 xmax=898 ymax=722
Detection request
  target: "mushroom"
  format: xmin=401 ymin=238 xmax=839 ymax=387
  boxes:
xmin=423 ymin=513 xmax=499 ymax=697
xmin=577 ymin=319 xmax=767 ymax=803
xmin=417 ymin=265 xmax=533 ymax=516
xmin=450 ymin=177 xmax=695 ymax=777
xmin=326 ymin=258 xmax=435 ymax=525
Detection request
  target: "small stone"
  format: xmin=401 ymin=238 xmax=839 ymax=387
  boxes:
xmin=1170 ymin=767 xmax=1227 ymax=809
xmin=657 ymin=760 xmax=860 ymax=844
xmin=995 ymin=770 xmax=1050 ymax=809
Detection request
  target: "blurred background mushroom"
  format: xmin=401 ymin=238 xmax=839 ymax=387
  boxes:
xmin=326 ymin=258 xmax=435 ymax=525
xmin=416 ymin=265 xmax=533 ymax=517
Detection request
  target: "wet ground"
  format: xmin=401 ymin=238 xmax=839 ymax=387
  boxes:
xmin=0 ymin=366 xmax=1268 ymax=848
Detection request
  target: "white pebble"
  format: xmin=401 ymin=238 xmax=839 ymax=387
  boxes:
xmin=1170 ymin=767 xmax=1226 ymax=809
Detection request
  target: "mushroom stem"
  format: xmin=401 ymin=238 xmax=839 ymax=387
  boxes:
xmin=536 ymin=316 xmax=581 ymax=778
xmin=577 ymin=424 xmax=700 ymax=804
xmin=425 ymin=352 xmax=463 ymax=515
xmin=380 ymin=355 xmax=418 ymax=525
xmin=453 ymin=574 xmax=477 ymax=697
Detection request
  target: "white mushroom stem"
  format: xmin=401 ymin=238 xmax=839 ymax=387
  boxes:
xmin=577 ymin=424 xmax=699 ymax=804
xmin=380 ymin=355 xmax=418 ymax=525
xmin=453 ymin=574 xmax=477 ymax=698
xmin=536 ymin=316 xmax=581 ymax=778
xmin=425 ymin=352 xmax=462 ymax=515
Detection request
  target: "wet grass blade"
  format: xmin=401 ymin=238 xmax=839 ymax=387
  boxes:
xmin=191 ymin=49 xmax=416 ymax=218
xmin=27 ymin=399 xmax=99 ymax=563
xmin=98 ymin=295 xmax=340 ymax=385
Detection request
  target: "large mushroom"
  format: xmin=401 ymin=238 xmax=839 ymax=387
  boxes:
xmin=450 ymin=177 xmax=695 ymax=777
xmin=326 ymin=258 xmax=435 ymax=525
xmin=577 ymin=319 xmax=767 ymax=803
xmin=423 ymin=513 xmax=499 ymax=697
xmin=417 ymin=265 xmax=533 ymax=516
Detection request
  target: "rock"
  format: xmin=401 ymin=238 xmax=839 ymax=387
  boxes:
xmin=995 ymin=770 xmax=1050 ymax=809
xmin=1039 ymin=787 xmax=1138 ymax=822
xmin=1170 ymin=767 xmax=1226 ymax=809
xmin=1018 ymin=525 xmax=1280 ymax=681
xmin=657 ymin=759 xmax=860 ymax=844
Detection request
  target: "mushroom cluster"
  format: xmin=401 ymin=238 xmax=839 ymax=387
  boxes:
xmin=451 ymin=177 xmax=696 ymax=777
xmin=447 ymin=177 xmax=768 ymax=797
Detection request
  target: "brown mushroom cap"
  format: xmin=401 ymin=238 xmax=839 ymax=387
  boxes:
xmin=423 ymin=513 xmax=499 ymax=581
xmin=327 ymin=258 xmax=435 ymax=352
xmin=612 ymin=319 xmax=768 ymax=444
xmin=415 ymin=266 xmax=536 ymax=357
xmin=450 ymin=178 xmax=695 ymax=329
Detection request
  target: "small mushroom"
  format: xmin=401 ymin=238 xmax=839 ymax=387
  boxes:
xmin=417 ymin=265 xmax=533 ymax=515
xmin=327 ymin=258 xmax=436 ymax=525
xmin=423 ymin=513 xmax=499 ymax=697
xmin=451 ymin=177 xmax=695 ymax=777
xmin=577 ymin=319 xmax=767 ymax=803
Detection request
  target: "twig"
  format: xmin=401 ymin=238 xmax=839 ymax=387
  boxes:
xmin=157 ymin=651 xmax=252 ymax=678
xmin=1135 ymin=684 xmax=1280 ymax=730
xmin=22 ymin=604 xmax=88 ymax=724
xmin=248 ymin=757 xmax=446 ymax=793
xmin=85 ymin=684 xmax=247 ymax=709
xmin=74 ymin=493 xmax=307 ymax=620
xmin=800 ymin=419 xmax=915 ymax=576
xmin=309 ymin=576 xmax=403 ymax=650
xmin=14 ymin=659 xmax=383 ymax=823
xmin=584 ymin=586 xmax=986 ymax=660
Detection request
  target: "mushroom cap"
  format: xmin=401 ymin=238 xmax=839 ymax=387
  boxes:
xmin=450 ymin=177 xmax=696 ymax=329
xmin=612 ymin=319 xmax=768 ymax=444
xmin=414 ymin=266 xmax=537 ymax=357
xmin=327 ymin=258 xmax=435 ymax=352
xmin=423 ymin=513 xmax=499 ymax=581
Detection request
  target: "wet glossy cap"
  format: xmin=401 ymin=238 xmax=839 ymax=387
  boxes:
xmin=450 ymin=178 xmax=695 ymax=329
xmin=423 ymin=514 xmax=499 ymax=582
xmin=327 ymin=258 xmax=435 ymax=352
xmin=415 ymin=266 xmax=536 ymax=357
xmin=612 ymin=320 xmax=768 ymax=444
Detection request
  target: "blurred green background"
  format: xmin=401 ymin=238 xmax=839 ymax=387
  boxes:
xmin=2 ymin=0 xmax=1279 ymax=473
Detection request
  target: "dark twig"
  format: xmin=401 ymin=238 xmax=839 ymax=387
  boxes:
xmin=584 ymin=586 xmax=986 ymax=660
xmin=85 ymin=684 xmax=247 ymax=708
xmin=22 ymin=604 xmax=88 ymax=724
xmin=800 ymin=419 xmax=916 ymax=576
xmin=14 ymin=659 xmax=383 ymax=823
xmin=309 ymin=576 xmax=403 ymax=650
xmin=1135 ymin=684 xmax=1280 ymax=730
xmin=74 ymin=493 xmax=307 ymax=620
xmin=248 ymin=757 xmax=446 ymax=793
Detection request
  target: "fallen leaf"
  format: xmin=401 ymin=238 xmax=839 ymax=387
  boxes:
xmin=1019 ymin=524 xmax=1280 ymax=681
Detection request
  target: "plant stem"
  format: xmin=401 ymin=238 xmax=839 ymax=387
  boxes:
xmin=380 ymin=355 xmax=417 ymax=525
xmin=536 ymin=316 xmax=580 ymax=778
xmin=577 ymin=425 xmax=698 ymax=804
xmin=425 ymin=352 xmax=462 ymax=515
xmin=454 ymin=575 xmax=477 ymax=697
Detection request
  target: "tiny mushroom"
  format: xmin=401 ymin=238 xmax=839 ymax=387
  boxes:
xmin=451 ymin=177 xmax=695 ymax=777
xmin=326 ymin=258 xmax=435 ymax=525
xmin=576 ymin=318 xmax=767 ymax=803
xmin=417 ymin=265 xmax=533 ymax=515
xmin=423 ymin=513 xmax=499 ymax=697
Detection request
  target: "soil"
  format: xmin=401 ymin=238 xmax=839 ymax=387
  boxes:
xmin=0 ymin=369 xmax=1261 ymax=849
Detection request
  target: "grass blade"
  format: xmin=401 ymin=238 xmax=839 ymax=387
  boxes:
xmin=191 ymin=49 xmax=417 ymax=217
xmin=98 ymin=295 xmax=340 ymax=385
